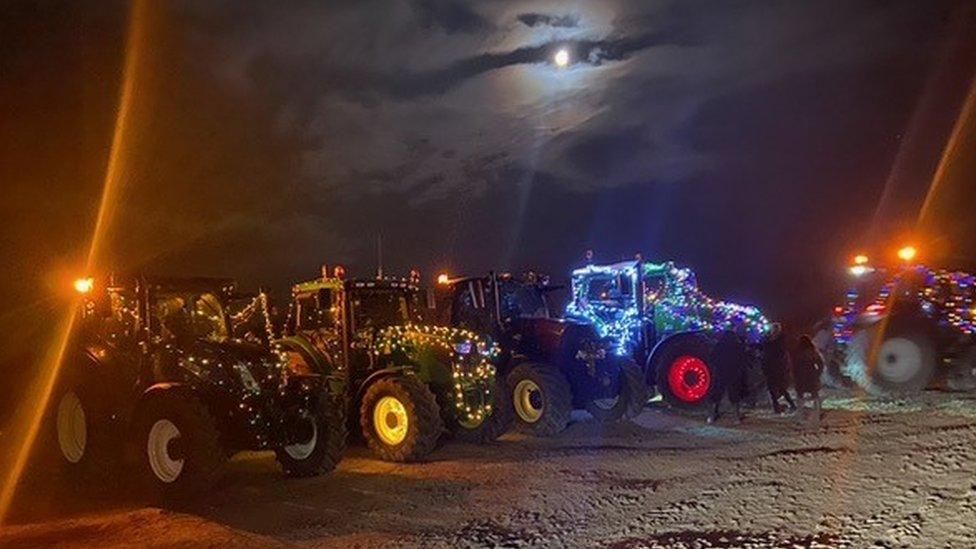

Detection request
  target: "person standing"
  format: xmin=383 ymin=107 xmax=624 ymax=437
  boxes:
xmin=762 ymin=324 xmax=796 ymax=414
xmin=792 ymin=334 xmax=825 ymax=423
xmin=707 ymin=330 xmax=749 ymax=423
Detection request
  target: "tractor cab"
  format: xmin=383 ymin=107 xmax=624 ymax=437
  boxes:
xmin=435 ymin=272 xmax=557 ymax=338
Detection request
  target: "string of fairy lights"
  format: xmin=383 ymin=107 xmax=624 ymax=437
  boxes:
xmin=833 ymin=265 xmax=976 ymax=344
xmin=372 ymin=323 xmax=498 ymax=424
xmin=566 ymin=261 xmax=772 ymax=356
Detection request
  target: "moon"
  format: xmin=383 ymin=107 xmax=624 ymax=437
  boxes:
xmin=554 ymin=48 xmax=569 ymax=68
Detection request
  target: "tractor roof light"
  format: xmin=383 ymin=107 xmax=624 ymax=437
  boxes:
xmin=853 ymin=254 xmax=869 ymax=265
xmin=73 ymin=277 xmax=94 ymax=294
xmin=437 ymin=273 xmax=450 ymax=285
xmin=897 ymin=246 xmax=917 ymax=262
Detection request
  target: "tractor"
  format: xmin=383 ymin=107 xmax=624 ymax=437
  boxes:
xmin=817 ymin=250 xmax=976 ymax=396
xmin=278 ymin=267 xmax=506 ymax=462
xmin=49 ymin=275 xmax=346 ymax=498
xmin=432 ymin=272 xmax=646 ymax=436
xmin=565 ymin=258 xmax=773 ymax=410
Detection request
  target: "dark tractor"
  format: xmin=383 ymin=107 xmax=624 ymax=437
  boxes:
xmin=565 ymin=259 xmax=773 ymax=411
xmin=820 ymin=253 xmax=976 ymax=396
xmin=49 ymin=275 xmax=346 ymax=498
xmin=432 ymin=272 xmax=646 ymax=437
xmin=278 ymin=268 xmax=507 ymax=462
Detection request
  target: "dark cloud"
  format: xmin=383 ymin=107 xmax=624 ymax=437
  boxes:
xmin=517 ymin=13 xmax=579 ymax=29
xmin=414 ymin=0 xmax=488 ymax=34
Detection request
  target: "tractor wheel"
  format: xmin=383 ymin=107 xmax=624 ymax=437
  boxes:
xmin=47 ymin=380 xmax=119 ymax=482
xmin=585 ymin=358 xmax=648 ymax=422
xmin=360 ymin=376 xmax=443 ymax=462
xmin=652 ymin=335 xmax=717 ymax=411
xmin=133 ymin=389 xmax=226 ymax=498
xmin=275 ymin=389 xmax=347 ymax=477
xmin=507 ymin=363 xmax=572 ymax=437
xmin=450 ymin=378 xmax=514 ymax=443
xmin=847 ymin=322 xmax=936 ymax=396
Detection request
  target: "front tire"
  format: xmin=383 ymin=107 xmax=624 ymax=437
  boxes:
xmin=275 ymin=389 xmax=347 ymax=477
xmin=848 ymin=322 xmax=936 ymax=396
xmin=507 ymin=363 xmax=572 ymax=436
xmin=585 ymin=358 xmax=647 ymax=422
xmin=360 ymin=376 xmax=443 ymax=462
xmin=134 ymin=390 xmax=226 ymax=498
xmin=652 ymin=335 xmax=717 ymax=410
xmin=450 ymin=378 xmax=514 ymax=443
xmin=47 ymin=381 xmax=118 ymax=480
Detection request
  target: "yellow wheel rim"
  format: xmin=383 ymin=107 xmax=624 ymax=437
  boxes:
xmin=373 ymin=396 xmax=409 ymax=446
xmin=513 ymin=379 xmax=543 ymax=423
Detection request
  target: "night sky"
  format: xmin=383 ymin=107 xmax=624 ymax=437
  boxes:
xmin=2 ymin=1 xmax=975 ymax=373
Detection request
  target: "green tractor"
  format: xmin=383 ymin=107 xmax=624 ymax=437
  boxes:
xmin=278 ymin=267 xmax=510 ymax=462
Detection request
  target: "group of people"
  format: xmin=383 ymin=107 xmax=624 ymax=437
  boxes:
xmin=706 ymin=325 xmax=826 ymax=424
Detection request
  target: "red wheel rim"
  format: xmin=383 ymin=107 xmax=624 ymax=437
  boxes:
xmin=667 ymin=355 xmax=711 ymax=403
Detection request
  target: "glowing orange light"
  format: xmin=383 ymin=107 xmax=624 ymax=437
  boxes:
xmin=897 ymin=246 xmax=917 ymax=262
xmin=437 ymin=273 xmax=450 ymax=285
xmin=853 ymin=254 xmax=869 ymax=265
xmin=333 ymin=265 xmax=346 ymax=279
xmin=73 ymin=277 xmax=94 ymax=294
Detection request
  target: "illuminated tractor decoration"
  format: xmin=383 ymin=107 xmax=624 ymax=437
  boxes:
xmin=565 ymin=258 xmax=772 ymax=410
xmin=279 ymin=267 xmax=505 ymax=462
xmin=432 ymin=272 xmax=646 ymax=436
xmin=818 ymin=247 xmax=976 ymax=396
xmin=52 ymin=276 xmax=346 ymax=498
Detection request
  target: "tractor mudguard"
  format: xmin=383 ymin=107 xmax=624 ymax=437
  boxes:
xmin=646 ymin=330 xmax=711 ymax=375
xmin=355 ymin=366 xmax=415 ymax=404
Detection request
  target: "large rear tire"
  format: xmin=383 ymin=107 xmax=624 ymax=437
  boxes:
xmin=360 ymin=376 xmax=443 ymax=462
xmin=585 ymin=358 xmax=647 ymax=422
xmin=847 ymin=322 xmax=936 ymax=396
xmin=275 ymin=389 xmax=347 ymax=477
xmin=133 ymin=390 xmax=226 ymax=499
xmin=507 ymin=363 xmax=572 ymax=437
xmin=651 ymin=335 xmax=717 ymax=410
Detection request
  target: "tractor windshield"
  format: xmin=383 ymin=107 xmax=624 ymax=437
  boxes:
xmin=155 ymin=292 xmax=230 ymax=343
xmin=351 ymin=288 xmax=421 ymax=331
xmin=583 ymin=274 xmax=634 ymax=307
xmin=498 ymin=281 xmax=550 ymax=320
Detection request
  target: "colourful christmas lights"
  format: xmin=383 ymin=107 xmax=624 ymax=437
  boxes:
xmin=566 ymin=260 xmax=772 ymax=356
xmin=832 ymin=265 xmax=976 ymax=345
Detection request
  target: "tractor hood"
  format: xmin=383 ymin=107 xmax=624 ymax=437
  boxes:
xmin=511 ymin=317 xmax=610 ymax=363
xmin=175 ymin=338 xmax=287 ymax=395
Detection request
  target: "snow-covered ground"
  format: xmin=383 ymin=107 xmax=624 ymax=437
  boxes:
xmin=4 ymin=390 xmax=976 ymax=548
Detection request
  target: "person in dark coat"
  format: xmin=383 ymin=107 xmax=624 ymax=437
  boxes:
xmin=761 ymin=324 xmax=796 ymax=414
xmin=792 ymin=334 xmax=825 ymax=422
xmin=707 ymin=330 xmax=750 ymax=423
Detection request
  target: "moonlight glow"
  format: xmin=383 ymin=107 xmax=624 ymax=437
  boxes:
xmin=554 ymin=48 xmax=569 ymax=67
